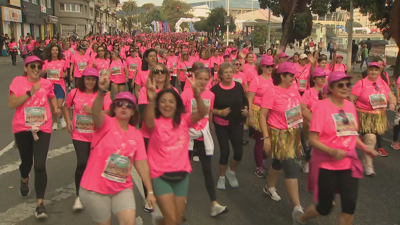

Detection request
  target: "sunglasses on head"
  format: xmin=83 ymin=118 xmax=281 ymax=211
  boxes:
xmin=153 ymin=69 xmax=167 ymax=74
xmin=338 ymin=109 xmax=349 ymax=125
xmin=336 ymin=82 xmax=351 ymax=88
xmin=29 ymin=64 xmax=43 ymax=70
xmin=115 ymin=101 xmax=134 ymax=109
xmin=373 ymin=82 xmax=379 ymax=91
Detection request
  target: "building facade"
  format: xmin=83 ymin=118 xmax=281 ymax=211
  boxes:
xmin=21 ymin=0 xmax=57 ymax=40
xmin=1 ymin=0 xmax=23 ymax=42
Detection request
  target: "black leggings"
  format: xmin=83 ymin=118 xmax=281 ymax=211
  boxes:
xmin=128 ymin=78 xmax=134 ymax=93
xmin=376 ymin=134 xmax=383 ymax=148
xmin=316 ymin=169 xmax=359 ymax=215
xmin=10 ymin=51 xmax=17 ymax=64
xmin=170 ymin=76 xmax=177 ymax=88
xmin=65 ymin=68 xmax=71 ymax=87
xmin=393 ymin=125 xmax=400 ymax=142
xmin=215 ymin=124 xmax=244 ymax=165
xmin=15 ymin=131 xmax=51 ymax=199
xmin=189 ymin=140 xmax=216 ymax=201
xmin=271 ymin=158 xmax=298 ymax=179
xmin=72 ymin=140 xmax=91 ymax=196
xmin=143 ymin=137 xmax=149 ymax=198
xmin=180 ymin=81 xmax=186 ymax=91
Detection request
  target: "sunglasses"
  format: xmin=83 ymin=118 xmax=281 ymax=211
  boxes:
xmin=235 ymin=63 xmax=242 ymax=66
xmin=153 ymin=69 xmax=167 ymax=74
xmin=29 ymin=64 xmax=43 ymax=70
xmin=336 ymin=82 xmax=351 ymax=89
xmin=373 ymin=82 xmax=379 ymax=91
xmin=98 ymin=50 xmax=104 ymax=52
xmin=338 ymin=109 xmax=349 ymax=125
xmin=130 ymin=50 xmax=135 ymax=52
xmin=115 ymin=101 xmax=134 ymax=109
xmin=265 ymin=65 xmax=274 ymax=68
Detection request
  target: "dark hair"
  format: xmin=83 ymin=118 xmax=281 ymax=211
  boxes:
xmin=142 ymin=49 xmax=157 ymax=71
xmin=77 ymin=76 xmax=99 ymax=92
xmin=95 ymin=46 xmax=106 ymax=59
xmin=10 ymin=37 xmax=15 ymax=43
xmin=271 ymin=69 xmax=293 ymax=85
xmin=44 ymin=44 xmax=65 ymax=62
xmin=376 ymin=59 xmax=389 ymax=84
xmin=38 ymin=40 xmax=45 ymax=44
xmin=155 ymin=89 xmax=185 ymax=128
xmin=108 ymin=102 xmax=139 ymax=126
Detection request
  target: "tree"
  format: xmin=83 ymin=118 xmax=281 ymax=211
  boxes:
xmin=122 ymin=0 xmax=138 ymax=16
xmin=251 ymin=24 xmax=269 ymax=46
xmin=194 ymin=7 xmax=236 ymax=33
xmin=142 ymin=3 xmax=155 ymax=12
xmin=141 ymin=8 xmax=162 ymax=26
xmin=160 ymin=0 xmax=192 ymax=32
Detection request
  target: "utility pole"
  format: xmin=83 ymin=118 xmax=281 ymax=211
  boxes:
xmin=226 ymin=0 xmax=229 ymax=46
xmin=267 ymin=7 xmax=271 ymax=49
xmin=346 ymin=0 xmax=354 ymax=73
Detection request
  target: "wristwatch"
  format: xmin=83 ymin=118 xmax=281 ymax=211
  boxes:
xmin=26 ymin=90 xmax=32 ymax=97
xmin=99 ymin=89 xmax=107 ymax=95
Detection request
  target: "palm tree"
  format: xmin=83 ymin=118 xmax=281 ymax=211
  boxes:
xmin=122 ymin=0 xmax=137 ymax=16
xmin=142 ymin=3 xmax=154 ymax=12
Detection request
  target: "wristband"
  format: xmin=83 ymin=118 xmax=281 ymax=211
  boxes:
xmin=148 ymin=191 xmax=154 ymax=195
xmin=261 ymin=136 xmax=269 ymax=140
xmin=99 ymin=89 xmax=107 ymax=96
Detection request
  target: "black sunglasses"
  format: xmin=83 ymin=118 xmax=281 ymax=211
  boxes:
xmin=338 ymin=109 xmax=349 ymax=125
xmin=235 ymin=63 xmax=242 ymax=66
xmin=115 ymin=101 xmax=134 ymax=109
xmin=373 ymin=82 xmax=379 ymax=91
xmin=29 ymin=64 xmax=43 ymax=70
xmin=336 ymin=82 xmax=351 ymax=89
xmin=265 ymin=65 xmax=274 ymax=68
xmin=153 ymin=69 xmax=167 ymax=74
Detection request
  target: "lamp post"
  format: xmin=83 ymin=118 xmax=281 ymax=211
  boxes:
xmin=226 ymin=0 xmax=229 ymax=45
xmin=346 ymin=0 xmax=354 ymax=73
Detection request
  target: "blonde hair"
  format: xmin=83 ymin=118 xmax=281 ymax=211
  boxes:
xmin=149 ymin=63 xmax=171 ymax=89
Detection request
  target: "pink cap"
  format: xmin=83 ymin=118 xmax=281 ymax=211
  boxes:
xmin=279 ymin=52 xmax=288 ymax=58
xmin=24 ymin=56 xmax=44 ymax=67
xmin=223 ymin=54 xmax=229 ymax=58
xmin=276 ymin=62 xmax=298 ymax=74
xmin=368 ymin=62 xmax=382 ymax=68
xmin=328 ymin=71 xmax=351 ymax=85
xmin=260 ymin=57 xmax=275 ymax=66
xmin=114 ymin=92 xmax=137 ymax=105
xmin=82 ymin=67 xmax=99 ymax=77
xmin=312 ymin=67 xmax=327 ymax=77
xmin=337 ymin=54 xmax=343 ymax=58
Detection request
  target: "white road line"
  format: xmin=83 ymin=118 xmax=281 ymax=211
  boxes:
xmin=0 ymin=141 xmax=15 ymax=157
xmin=0 ymin=144 xmax=74 ymax=176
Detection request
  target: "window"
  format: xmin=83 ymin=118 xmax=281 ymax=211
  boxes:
xmin=32 ymin=0 xmax=37 ymax=4
xmin=23 ymin=0 xmax=29 ymax=2
xmin=85 ymin=5 xmax=88 ymax=13
xmin=90 ymin=8 xmax=94 ymax=17
xmin=59 ymin=3 xmax=82 ymax=12
xmin=40 ymin=0 xmax=45 ymax=6
xmin=47 ymin=0 xmax=51 ymax=8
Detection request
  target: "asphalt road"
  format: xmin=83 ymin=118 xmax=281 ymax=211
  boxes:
xmin=0 ymin=61 xmax=399 ymax=225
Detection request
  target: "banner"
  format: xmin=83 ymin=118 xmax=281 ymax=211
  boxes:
xmin=1 ymin=6 xmax=22 ymax=22
xmin=189 ymin=22 xmax=194 ymax=32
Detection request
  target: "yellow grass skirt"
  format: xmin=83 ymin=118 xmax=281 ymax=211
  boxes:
xmin=357 ymin=108 xmax=387 ymax=135
xmin=269 ymin=127 xmax=302 ymax=160
xmin=251 ymin=104 xmax=262 ymax=132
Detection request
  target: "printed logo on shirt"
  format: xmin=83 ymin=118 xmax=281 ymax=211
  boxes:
xmin=285 ymin=105 xmax=303 ymax=128
xmin=75 ymin=114 xmax=94 ymax=133
xmin=111 ymin=66 xmax=121 ymax=75
xmin=191 ymin=99 xmax=210 ymax=117
xmin=24 ymin=107 xmax=47 ymax=126
xmin=129 ymin=63 xmax=138 ymax=71
xmin=78 ymin=62 xmax=87 ymax=71
xmin=47 ymin=69 xmax=60 ymax=80
xmin=299 ymin=79 xmax=307 ymax=90
xmin=332 ymin=113 xmax=358 ymax=137
xmin=101 ymin=153 xmax=131 ymax=183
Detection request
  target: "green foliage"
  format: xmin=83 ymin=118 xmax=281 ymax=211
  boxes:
xmin=160 ymin=0 xmax=192 ymax=32
xmin=193 ymin=7 xmax=236 ymax=33
xmin=293 ymin=12 xmax=310 ymax=40
xmin=142 ymin=3 xmax=155 ymax=12
xmin=122 ymin=0 xmax=138 ymax=15
xmin=141 ymin=8 xmax=162 ymax=26
xmin=251 ymin=24 xmax=268 ymax=46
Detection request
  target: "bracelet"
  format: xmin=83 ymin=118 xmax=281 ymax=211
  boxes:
xmin=261 ymin=136 xmax=269 ymax=140
xmin=148 ymin=191 xmax=154 ymax=195
xmin=218 ymin=110 xmax=221 ymax=116
xmin=99 ymin=89 xmax=107 ymax=95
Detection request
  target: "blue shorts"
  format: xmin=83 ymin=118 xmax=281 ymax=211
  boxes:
xmin=53 ymin=84 xmax=65 ymax=99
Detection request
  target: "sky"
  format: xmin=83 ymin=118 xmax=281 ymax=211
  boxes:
xmin=120 ymin=0 xmax=209 ymax=7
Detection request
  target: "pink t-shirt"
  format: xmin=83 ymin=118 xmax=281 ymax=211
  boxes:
xmin=63 ymin=49 xmax=73 ymax=68
xmin=71 ymin=54 xmax=91 ymax=78
xmin=135 ymin=69 xmax=150 ymax=87
xmin=65 ymin=89 xmax=112 ymax=142
xmin=210 ymin=56 xmax=220 ymax=67
xmin=125 ymin=56 xmax=142 ymax=79
xmin=260 ymin=85 xmax=303 ymax=130
xmin=294 ymin=63 xmax=311 ymax=92
xmin=199 ymin=58 xmax=211 ymax=68
xmin=147 ymin=113 xmax=194 ymax=179
xmin=42 ymin=59 xmax=67 ymax=95
xmin=232 ymin=71 xmax=247 ymax=90
xmin=10 ymin=76 xmax=55 ymax=133
xmin=90 ymin=58 xmax=110 ymax=77
xmin=248 ymin=75 xmax=273 ymax=105
xmin=243 ymin=63 xmax=257 ymax=83
xmin=109 ymin=59 xmax=126 ymax=84
xmin=80 ymin=115 xmax=147 ymax=195
xmin=331 ymin=63 xmax=347 ymax=72
xmin=167 ymin=56 xmax=178 ymax=77
xmin=309 ymin=98 xmax=358 ymax=170
xmin=301 ymin=87 xmax=321 ymax=111
xmin=178 ymin=60 xmax=191 ymax=82
xmin=184 ymin=77 xmax=212 ymax=91
xmin=351 ymin=77 xmax=390 ymax=110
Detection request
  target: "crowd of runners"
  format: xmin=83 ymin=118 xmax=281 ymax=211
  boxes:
xmin=7 ymin=32 xmax=398 ymax=225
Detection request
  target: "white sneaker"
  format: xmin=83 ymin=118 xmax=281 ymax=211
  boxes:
xmin=364 ymin=164 xmax=376 ymax=176
xmin=292 ymin=206 xmax=305 ymax=225
xmin=52 ymin=123 xmax=58 ymax=131
xmin=210 ymin=203 xmax=228 ymax=217
xmin=216 ymin=176 xmax=226 ymax=190
xmin=60 ymin=117 xmax=67 ymax=129
xmin=72 ymin=197 xmax=83 ymax=211
xmin=225 ymin=168 xmax=239 ymax=188
xmin=263 ymin=185 xmax=281 ymax=201
xmin=143 ymin=200 xmax=154 ymax=213
xmin=300 ymin=160 xmax=309 ymax=174
xmin=193 ymin=156 xmax=200 ymax=162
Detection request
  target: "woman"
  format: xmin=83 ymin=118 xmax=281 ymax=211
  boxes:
xmin=259 ymin=62 xmax=303 ymax=216
xmin=79 ymin=77 xmax=156 ymax=225
xmin=145 ymin=76 xmax=207 ymax=225
xmin=294 ymin=54 xmax=312 ymax=94
xmin=158 ymin=49 xmax=168 ymax=65
xmin=199 ymin=48 xmax=211 ymax=68
xmin=167 ymin=48 xmax=179 ymax=87
xmin=70 ymin=45 xmax=91 ymax=87
xmin=177 ymin=50 xmax=191 ymax=90
xmin=109 ymin=49 xmax=128 ymax=97
xmin=293 ymin=72 xmax=378 ymax=225
xmin=248 ymin=57 xmax=274 ymax=178
xmin=232 ymin=59 xmax=247 ymax=91
xmin=134 ymin=49 xmax=158 ymax=97
xmin=350 ymin=62 xmax=396 ymax=176
xmin=89 ymin=42 xmax=99 ymax=59
xmin=42 ymin=44 xmax=68 ymax=131
xmin=8 ymin=56 xmax=61 ymax=219
xmin=8 ymin=37 xmax=18 ymax=66
xmin=331 ymin=54 xmax=347 ymax=73
xmin=62 ymin=67 xmax=112 ymax=211
xmin=211 ymin=62 xmax=249 ymax=190
xmin=26 ymin=39 xmax=34 ymax=55
xmin=242 ymin=53 xmax=257 ymax=84
xmin=126 ymin=47 xmax=142 ymax=93
xmin=91 ymin=46 xmax=110 ymax=78
xmin=63 ymin=41 xmax=75 ymax=90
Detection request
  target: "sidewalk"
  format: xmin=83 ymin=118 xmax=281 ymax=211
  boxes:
xmin=0 ymin=56 xmax=23 ymax=64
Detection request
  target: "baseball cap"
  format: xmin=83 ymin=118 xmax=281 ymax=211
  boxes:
xmin=337 ymin=54 xmax=343 ymax=58
xmin=312 ymin=67 xmax=326 ymax=77
xmin=114 ymin=92 xmax=137 ymax=105
xmin=276 ymin=62 xmax=298 ymax=74
xmin=368 ymin=62 xmax=382 ymax=68
xmin=24 ymin=55 xmax=44 ymax=67
xmin=328 ymin=71 xmax=351 ymax=85
xmin=279 ymin=52 xmax=288 ymax=58
xmin=82 ymin=67 xmax=99 ymax=77
xmin=299 ymin=53 xmax=308 ymax=60
xmin=78 ymin=44 xmax=88 ymax=50
xmin=223 ymin=54 xmax=229 ymax=58
xmin=260 ymin=57 xmax=275 ymax=66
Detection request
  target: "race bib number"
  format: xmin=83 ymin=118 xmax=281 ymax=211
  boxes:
xmin=204 ymin=64 xmax=209 ymax=68
xmin=299 ymin=79 xmax=307 ymax=90
xmin=173 ymin=63 xmax=177 ymax=69
xmin=191 ymin=99 xmax=211 ymax=117
xmin=332 ymin=113 xmax=358 ymax=137
xmin=233 ymin=78 xmax=243 ymax=84
xmin=24 ymin=107 xmax=47 ymax=126
xmin=47 ymin=69 xmax=60 ymax=80
xmin=78 ymin=62 xmax=87 ymax=71
xmin=111 ymin=67 xmax=121 ymax=75
xmin=129 ymin=63 xmax=138 ymax=71
xmin=285 ymin=105 xmax=303 ymax=128
xmin=75 ymin=114 xmax=94 ymax=133
xmin=369 ymin=94 xmax=387 ymax=109
xmin=99 ymin=69 xmax=108 ymax=77
xmin=101 ymin=154 xmax=131 ymax=183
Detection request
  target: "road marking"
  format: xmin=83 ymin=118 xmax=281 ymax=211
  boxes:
xmin=0 ymin=144 xmax=74 ymax=176
xmin=0 ymin=141 xmax=15 ymax=157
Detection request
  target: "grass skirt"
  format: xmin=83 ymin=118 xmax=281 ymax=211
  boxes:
xmin=357 ymin=108 xmax=387 ymax=135
xmin=269 ymin=127 xmax=302 ymax=160
xmin=251 ymin=104 xmax=262 ymax=132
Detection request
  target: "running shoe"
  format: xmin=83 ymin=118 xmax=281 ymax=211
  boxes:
xmin=143 ymin=200 xmax=154 ymax=213
xmin=391 ymin=142 xmax=400 ymax=150
xmin=216 ymin=177 xmax=226 ymax=190
xmin=300 ymin=160 xmax=309 ymax=174
xmin=193 ymin=156 xmax=200 ymax=162
xmin=377 ymin=148 xmax=388 ymax=157
xmin=364 ymin=164 xmax=376 ymax=176
xmin=52 ymin=123 xmax=58 ymax=131
xmin=263 ymin=185 xmax=281 ymax=201
xmin=35 ymin=203 xmax=48 ymax=219
xmin=210 ymin=203 xmax=228 ymax=217
xmin=72 ymin=197 xmax=83 ymax=211
xmin=19 ymin=178 xmax=30 ymax=198
xmin=292 ymin=206 xmax=305 ymax=225
xmin=255 ymin=167 xmax=266 ymax=178
xmin=225 ymin=168 xmax=239 ymax=188
xmin=60 ymin=118 xmax=67 ymax=129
